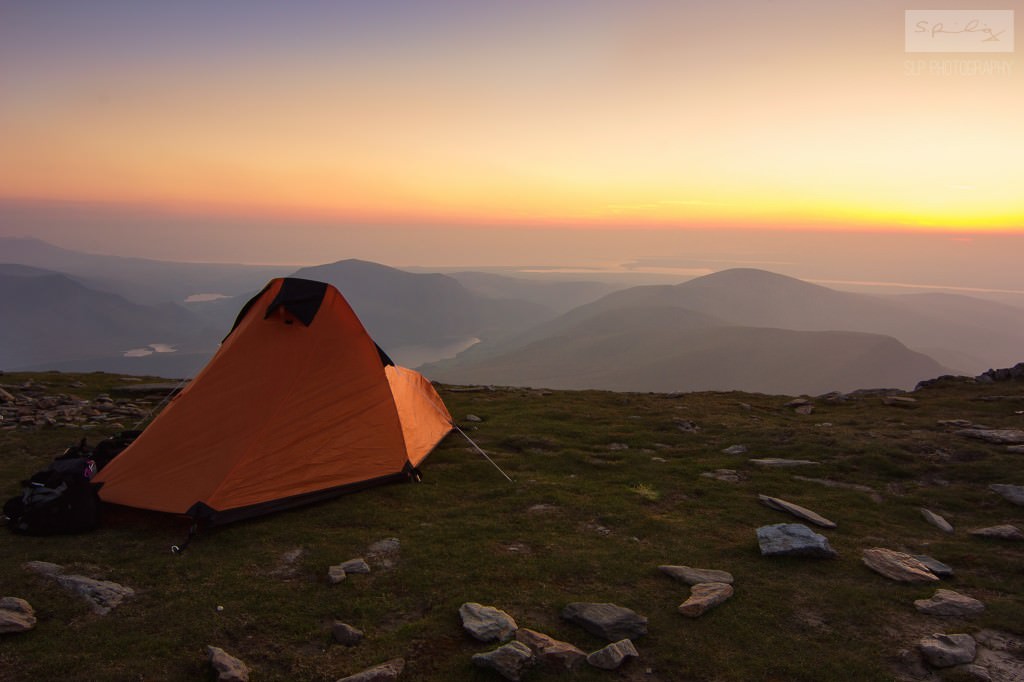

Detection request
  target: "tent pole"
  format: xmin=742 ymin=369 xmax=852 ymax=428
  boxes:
xmin=453 ymin=425 xmax=513 ymax=483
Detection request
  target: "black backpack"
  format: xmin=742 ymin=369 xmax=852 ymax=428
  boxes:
xmin=2 ymin=430 xmax=139 ymax=536
xmin=3 ymin=470 xmax=100 ymax=535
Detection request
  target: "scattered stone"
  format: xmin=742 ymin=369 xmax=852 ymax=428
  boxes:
xmin=913 ymin=555 xmax=955 ymax=579
xmin=758 ymin=494 xmax=836 ymax=528
xmin=0 ymin=386 xmax=156 ymax=430
xmin=750 ymin=458 xmax=819 ymax=467
xmin=958 ymin=664 xmax=993 ymax=681
xmin=721 ymin=445 xmax=747 ymax=455
xmin=659 ymin=565 xmax=734 ymax=585
xmin=607 ymin=442 xmax=629 ymax=451
xmin=914 ymin=589 xmax=985 ymax=617
xmin=207 ymin=646 xmax=250 ymax=682
xmin=270 ymin=547 xmax=305 ymax=578
xmin=756 ymin=523 xmax=837 ymax=558
xmin=921 ymin=508 xmax=954 ymax=533
xmin=974 ymin=630 xmax=1024 ymax=682
xmin=0 ymin=597 xmax=36 ymax=634
xmin=977 ymin=363 xmax=1024 ymax=382
xmin=673 ymin=419 xmax=700 ymax=433
xmin=55 ymin=574 xmax=135 ymax=615
xmin=515 ymin=629 xmax=586 ymax=672
xmin=678 ymin=582 xmax=733 ymax=617
xmin=340 ymin=558 xmax=371 ymax=574
xmin=883 ymin=396 xmax=918 ymax=407
xmin=861 ymin=548 xmax=938 ymax=582
xmin=23 ymin=562 xmax=135 ymax=614
xmin=794 ymin=405 xmax=814 ymax=415
xmin=332 ymin=621 xmax=365 ymax=646
xmin=792 ymin=475 xmax=882 ymax=502
xmin=465 ymin=414 xmax=483 ymax=422
xmin=366 ymin=537 xmax=400 ymax=569
xmin=969 ymin=525 xmax=1024 ymax=541
xmin=459 ymin=602 xmax=518 ymax=642
xmin=989 ymin=484 xmax=1024 ymax=506
xmin=561 ymin=602 xmax=648 ymax=641
xmin=586 ymin=639 xmax=639 ymax=670
xmin=701 ymin=469 xmax=742 ymax=483
xmin=22 ymin=561 xmax=63 ymax=577
xmin=938 ymin=419 xmax=979 ymax=428
xmin=956 ymin=428 xmax=1024 ymax=445
xmin=328 ymin=566 xmax=347 ymax=584
xmin=471 ymin=641 xmax=534 ymax=681
xmin=527 ymin=504 xmax=559 ymax=514
xmin=785 ymin=398 xmax=812 ymax=408
xmin=337 ymin=657 xmax=405 ymax=682
xmin=918 ymin=633 xmax=977 ymax=668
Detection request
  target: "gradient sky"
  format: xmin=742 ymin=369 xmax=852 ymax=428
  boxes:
xmin=0 ymin=1 xmax=1021 ymax=271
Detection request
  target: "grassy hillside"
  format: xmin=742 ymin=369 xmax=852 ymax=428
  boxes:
xmin=1 ymin=371 xmax=1022 ymax=681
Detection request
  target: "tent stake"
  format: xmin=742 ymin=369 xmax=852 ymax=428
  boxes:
xmin=454 ymin=425 xmax=513 ymax=483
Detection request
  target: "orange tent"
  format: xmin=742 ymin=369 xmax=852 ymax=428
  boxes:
xmin=94 ymin=278 xmax=453 ymax=524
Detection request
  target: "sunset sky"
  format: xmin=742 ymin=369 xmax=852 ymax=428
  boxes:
xmin=0 ymin=1 xmax=1020 ymax=278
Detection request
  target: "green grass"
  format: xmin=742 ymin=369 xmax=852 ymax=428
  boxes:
xmin=1 ymin=371 xmax=1023 ymax=681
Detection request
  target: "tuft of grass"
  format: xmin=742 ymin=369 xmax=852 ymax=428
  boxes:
xmin=628 ymin=482 xmax=660 ymax=502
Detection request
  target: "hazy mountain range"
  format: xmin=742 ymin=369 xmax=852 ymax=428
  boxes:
xmin=2 ymin=237 xmax=1023 ymax=394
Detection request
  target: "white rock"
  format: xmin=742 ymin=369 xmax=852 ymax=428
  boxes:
xmin=918 ymin=633 xmax=977 ymax=668
xmin=460 ymin=602 xmax=518 ymax=642
xmin=921 ymin=508 xmax=954 ymax=533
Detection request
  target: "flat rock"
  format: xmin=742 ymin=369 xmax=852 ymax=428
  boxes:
xmin=562 ymin=602 xmax=647 ymax=641
xmin=914 ymin=589 xmax=985 ymax=617
xmin=970 ymin=525 xmax=1024 ymax=541
xmin=337 ymin=658 xmax=405 ymax=682
xmin=515 ymin=629 xmax=585 ymax=671
xmin=861 ymin=548 xmax=938 ymax=582
xmin=207 ymin=646 xmax=249 ymax=682
xmin=586 ymin=639 xmax=639 ymax=670
xmin=749 ymin=458 xmax=819 ymax=467
xmin=756 ymin=523 xmax=837 ymax=558
xmin=332 ymin=621 xmax=364 ymax=646
xmin=0 ymin=597 xmax=36 ymax=634
xmin=919 ymin=633 xmax=977 ymax=668
xmin=659 ymin=565 xmax=734 ymax=585
xmin=366 ymin=537 xmax=400 ymax=569
xmin=459 ymin=602 xmax=518 ymax=642
xmin=328 ymin=566 xmax=347 ymax=583
xmin=471 ymin=641 xmax=534 ymax=681
xmin=974 ymin=630 xmax=1024 ymax=682
xmin=989 ymin=484 xmax=1024 ymax=506
xmin=701 ymin=469 xmax=742 ymax=483
xmin=1008 ymin=445 xmax=1024 ymax=454
xmin=921 ymin=508 xmax=954 ymax=533
xmin=883 ymin=396 xmax=918 ymax=407
xmin=22 ymin=560 xmax=63 ymax=576
xmin=678 ymin=582 xmax=733 ymax=617
xmin=721 ymin=445 xmax=747 ymax=455
xmin=57 ymin=574 xmax=135 ymax=615
xmin=792 ymin=475 xmax=882 ymax=502
xmin=913 ymin=555 xmax=955 ymax=579
xmin=758 ymin=494 xmax=836 ymax=528
xmin=22 ymin=562 xmax=134 ymax=615
xmin=340 ymin=558 xmax=371 ymax=574
xmin=957 ymin=664 xmax=993 ymax=681
xmin=956 ymin=428 xmax=1024 ymax=444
